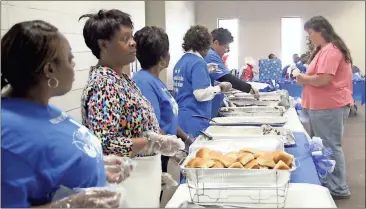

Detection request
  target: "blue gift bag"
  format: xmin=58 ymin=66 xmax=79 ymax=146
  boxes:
xmin=258 ymin=59 xmax=282 ymax=81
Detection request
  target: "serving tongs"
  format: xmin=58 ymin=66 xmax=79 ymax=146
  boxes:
xmin=199 ymin=130 xmax=213 ymax=140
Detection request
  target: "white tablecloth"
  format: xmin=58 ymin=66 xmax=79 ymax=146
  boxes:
xmin=165 ymin=107 xmax=337 ymax=208
xmin=165 ymin=183 xmax=337 ymax=208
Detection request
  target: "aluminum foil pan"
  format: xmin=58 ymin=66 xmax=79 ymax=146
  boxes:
xmin=218 ymin=106 xmax=286 ymax=117
xmin=210 ymin=116 xmax=287 ymax=126
xmin=202 ymin=125 xmax=296 ymax=147
xmin=182 ymin=138 xmax=297 ymax=188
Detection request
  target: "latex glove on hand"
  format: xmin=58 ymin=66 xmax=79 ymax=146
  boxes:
xmin=50 ymin=187 xmax=121 ymax=208
xmin=218 ymin=82 xmax=232 ymax=93
xmin=161 ymin=173 xmax=179 ymax=191
xmin=223 ymin=98 xmax=235 ymax=107
xmin=104 ymin=155 xmax=135 ymax=184
xmin=249 ymin=87 xmax=260 ymax=100
xmin=207 ymin=63 xmax=220 ymax=73
xmin=172 ymin=150 xmax=188 ymax=164
xmin=144 ymin=132 xmax=185 ymax=156
xmin=292 ymin=69 xmax=301 ymax=77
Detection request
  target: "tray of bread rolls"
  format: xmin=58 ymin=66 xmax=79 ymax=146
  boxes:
xmin=181 ymin=138 xmax=297 ymax=188
xmin=210 ymin=116 xmax=287 ymax=126
xmin=218 ymin=106 xmax=286 ymax=117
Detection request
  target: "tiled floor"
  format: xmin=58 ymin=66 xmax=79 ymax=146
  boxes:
xmin=335 ymin=103 xmax=365 ymax=208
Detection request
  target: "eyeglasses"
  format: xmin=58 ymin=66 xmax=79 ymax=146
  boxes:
xmin=225 ymin=45 xmax=230 ymax=53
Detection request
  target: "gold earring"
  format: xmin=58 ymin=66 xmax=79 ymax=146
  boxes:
xmin=159 ymin=61 xmax=166 ymax=69
xmin=48 ymin=77 xmax=59 ymax=88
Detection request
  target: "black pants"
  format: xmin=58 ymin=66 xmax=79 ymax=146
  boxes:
xmin=160 ymin=155 xmax=170 ymax=201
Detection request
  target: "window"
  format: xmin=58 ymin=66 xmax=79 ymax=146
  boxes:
xmin=281 ymin=17 xmax=302 ymax=66
xmin=217 ymin=18 xmax=239 ymax=70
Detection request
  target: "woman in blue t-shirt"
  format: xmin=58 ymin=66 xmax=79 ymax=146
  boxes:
xmin=172 ymin=25 xmax=232 ymax=137
xmin=1 ymin=20 xmax=129 ymax=208
xmin=132 ymin=26 xmax=192 ymax=175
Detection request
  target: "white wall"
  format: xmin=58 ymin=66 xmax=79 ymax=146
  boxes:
xmin=144 ymin=1 xmax=167 ymax=83
xmin=196 ymin=1 xmax=365 ymax=73
xmin=1 ymin=1 xmax=145 ymax=121
xmin=145 ymin=1 xmax=166 ymax=29
xmin=165 ymin=1 xmax=195 ymax=89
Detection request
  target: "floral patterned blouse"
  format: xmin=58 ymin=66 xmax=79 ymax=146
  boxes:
xmin=81 ymin=65 xmax=160 ymax=157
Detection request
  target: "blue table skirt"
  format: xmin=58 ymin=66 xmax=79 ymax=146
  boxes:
xmin=180 ymin=132 xmax=321 ymax=185
xmin=286 ymin=132 xmax=321 ymax=185
xmin=278 ymin=81 xmax=365 ymax=105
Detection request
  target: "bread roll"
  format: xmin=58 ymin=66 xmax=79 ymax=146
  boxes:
xmin=238 ymin=153 xmax=255 ymax=166
xmin=194 ymin=158 xmax=215 ymax=168
xmin=257 ymin=154 xmax=276 ymax=168
xmin=239 ymin=148 xmax=257 ymax=154
xmin=244 ymin=159 xmax=260 ymax=169
xmin=254 ymin=151 xmax=267 ymax=159
xmin=228 ymin=162 xmax=244 ymax=168
xmin=212 ymin=161 xmax=225 ymax=168
xmin=224 ymin=151 xmax=239 ymax=159
xmin=195 ymin=148 xmax=212 ymax=159
xmin=218 ymin=156 xmax=237 ymax=167
xmin=209 ymin=151 xmax=223 ymax=161
xmin=186 ymin=158 xmax=201 ymax=168
xmin=273 ymin=151 xmax=294 ymax=167
xmin=274 ymin=160 xmax=290 ymax=170
xmin=186 ymin=157 xmax=215 ymax=168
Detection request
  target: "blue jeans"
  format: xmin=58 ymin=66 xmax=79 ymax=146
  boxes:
xmin=303 ymin=106 xmax=351 ymax=196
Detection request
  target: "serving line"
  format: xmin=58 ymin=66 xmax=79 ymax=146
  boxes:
xmin=170 ymin=107 xmax=335 ymax=207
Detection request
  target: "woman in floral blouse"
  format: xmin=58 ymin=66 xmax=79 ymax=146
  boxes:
xmin=79 ymin=9 xmax=184 ymax=208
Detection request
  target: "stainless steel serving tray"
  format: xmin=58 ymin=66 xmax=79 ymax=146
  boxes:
xmin=218 ymin=106 xmax=286 ymax=117
xmin=226 ymin=90 xmax=290 ymax=108
xmin=189 ymin=136 xmax=285 ymax=154
xmin=210 ymin=116 xmax=287 ymax=126
xmin=227 ymin=99 xmax=281 ymax=107
xmin=202 ymin=126 xmax=295 ymax=146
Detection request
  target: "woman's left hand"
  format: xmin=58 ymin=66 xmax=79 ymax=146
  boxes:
xmin=104 ymin=155 xmax=135 ymax=184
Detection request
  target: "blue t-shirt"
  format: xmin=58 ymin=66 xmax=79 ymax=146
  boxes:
xmin=173 ymin=53 xmax=212 ymax=137
xmin=296 ymin=62 xmax=307 ymax=73
xmin=204 ymin=48 xmax=230 ymax=118
xmin=1 ymin=98 xmax=106 ymax=208
xmin=132 ymin=70 xmax=179 ymax=135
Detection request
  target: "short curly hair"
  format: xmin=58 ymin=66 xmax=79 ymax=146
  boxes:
xmin=134 ymin=26 xmax=169 ymax=69
xmin=182 ymin=25 xmax=211 ymax=52
xmin=211 ymin=28 xmax=234 ymax=45
xmin=79 ymin=9 xmax=133 ymax=59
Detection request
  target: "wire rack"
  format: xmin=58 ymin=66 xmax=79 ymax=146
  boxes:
xmin=181 ymin=168 xmax=291 ymax=208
